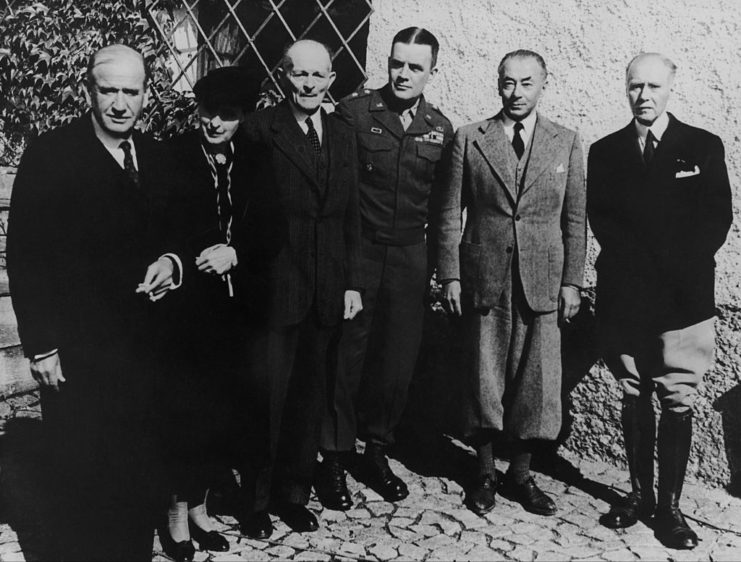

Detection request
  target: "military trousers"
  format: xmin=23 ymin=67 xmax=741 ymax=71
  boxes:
xmin=321 ymin=238 xmax=427 ymax=451
xmin=602 ymin=317 xmax=715 ymax=413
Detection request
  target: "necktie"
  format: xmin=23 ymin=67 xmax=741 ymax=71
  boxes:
xmin=214 ymin=154 xmax=232 ymax=242
xmin=305 ymin=117 xmax=321 ymax=157
xmin=643 ymin=129 xmax=655 ymax=164
xmin=400 ymin=108 xmax=414 ymax=131
xmin=512 ymin=122 xmax=525 ymax=160
xmin=119 ymin=140 xmax=139 ymax=187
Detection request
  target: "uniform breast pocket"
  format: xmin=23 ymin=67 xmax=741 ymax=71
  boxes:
xmin=358 ymin=132 xmax=394 ymax=179
xmin=416 ymin=142 xmax=443 ymax=183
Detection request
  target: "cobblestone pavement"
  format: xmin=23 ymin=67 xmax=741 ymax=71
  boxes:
xmin=1 ymin=395 xmax=740 ymax=561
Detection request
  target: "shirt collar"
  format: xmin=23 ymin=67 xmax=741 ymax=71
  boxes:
xmin=634 ymin=110 xmax=669 ymax=142
xmin=501 ymin=110 xmax=537 ymax=142
xmin=289 ymin=104 xmax=322 ymax=131
xmin=90 ymin=113 xmax=135 ymax=152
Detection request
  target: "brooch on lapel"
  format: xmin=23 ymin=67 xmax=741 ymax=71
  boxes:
xmin=214 ymin=153 xmax=228 ymax=165
xmin=675 ymin=158 xmax=700 ymax=178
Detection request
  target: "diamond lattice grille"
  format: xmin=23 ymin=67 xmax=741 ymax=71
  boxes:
xmin=143 ymin=0 xmax=373 ymax=106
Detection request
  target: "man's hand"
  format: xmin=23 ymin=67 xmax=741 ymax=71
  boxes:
xmin=196 ymin=244 xmax=237 ymax=276
xmin=344 ymin=290 xmax=363 ymax=320
xmin=30 ymin=352 xmax=66 ymax=391
xmin=442 ymin=280 xmax=463 ymax=316
xmin=136 ymin=257 xmax=175 ymax=302
xmin=559 ymin=285 xmax=581 ymax=324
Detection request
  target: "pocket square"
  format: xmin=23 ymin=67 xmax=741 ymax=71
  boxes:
xmin=555 ymin=163 xmax=565 ymax=173
xmin=675 ymin=165 xmax=700 ymax=178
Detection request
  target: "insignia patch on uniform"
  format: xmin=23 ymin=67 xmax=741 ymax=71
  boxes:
xmin=376 ymin=102 xmax=384 ymax=107
xmin=435 ymin=125 xmax=444 ymax=132
xmin=370 ymin=127 xmax=383 ymax=134
xmin=351 ymin=92 xmax=359 ymax=97
xmin=416 ymin=130 xmax=444 ymax=145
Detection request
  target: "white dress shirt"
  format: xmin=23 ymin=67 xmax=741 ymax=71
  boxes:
xmin=635 ymin=110 xmax=669 ymax=151
xmin=502 ymin=111 xmax=537 ymax=148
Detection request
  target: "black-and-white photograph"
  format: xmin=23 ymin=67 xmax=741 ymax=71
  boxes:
xmin=0 ymin=0 xmax=739 ymax=560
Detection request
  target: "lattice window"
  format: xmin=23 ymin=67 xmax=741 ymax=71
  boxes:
xmin=143 ymin=0 xmax=373 ymax=107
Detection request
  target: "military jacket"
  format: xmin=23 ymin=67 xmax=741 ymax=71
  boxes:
xmin=334 ymin=86 xmax=454 ymax=246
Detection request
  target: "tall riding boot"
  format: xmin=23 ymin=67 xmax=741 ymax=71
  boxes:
xmin=655 ymin=410 xmax=698 ymax=549
xmin=603 ymin=396 xmax=656 ymax=528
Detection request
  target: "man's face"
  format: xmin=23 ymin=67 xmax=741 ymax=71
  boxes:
xmin=86 ymin=54 xmax=148 ymax=138
xmin=282 ymin=42 xmax=336 ymax=115
xmin=626 ymin=56 xmax=673 ymax=126
xmin=498 ymin=56 xmax=546 ymax=121
xmin=387 ymin=42 xmax=437 ymax=102
xmin=198 ymin=104 xmax=244 ymax=146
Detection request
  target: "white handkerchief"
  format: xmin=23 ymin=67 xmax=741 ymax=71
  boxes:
xmin=676 ymin=165 xmax=700 ymax=178
xmin=556 ymin=163 xmax=565 ymax=173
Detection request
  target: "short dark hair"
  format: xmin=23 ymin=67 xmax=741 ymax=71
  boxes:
xmin=391 ymin=27 xmax=440 ymax=68
xmin=497 ymin=49 xmax=548 ymax=82
xmin=86 ymin=44 xmax=149 ymax=89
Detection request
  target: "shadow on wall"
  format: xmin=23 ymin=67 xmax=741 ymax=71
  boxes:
xmin=714 ymin=384 xmax=741 ymax=498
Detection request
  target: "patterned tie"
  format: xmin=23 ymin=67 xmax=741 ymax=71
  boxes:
xmin=214 ymin=154 xmax=233 ymax=242
xmin=643 ymin=129 xmax=655 ymax=164
xmin=512 ymin=122 xmax=525 ymax=160
xmin=400 ymin=108 xmax=415 ymax=131
xmin=305 ymin=116 xmax=321 ymax=157
xmin=119 ymin=140 xmax=139 ymax=187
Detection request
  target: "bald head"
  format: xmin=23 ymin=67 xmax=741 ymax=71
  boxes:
xmin=86 ymin=44 xmax=148 ymax=89
xmin=280 ymin=39 xmax=336 ymax=115
xmin=281 ymin=40 xmax=333 ymax=74
xmin=625 ymin=52 xmax=676 ymax=86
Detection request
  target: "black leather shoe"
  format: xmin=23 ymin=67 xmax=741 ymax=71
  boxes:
xmin=502 ymin=476 xmax=557 ymax=516
xmin=363 ymin=444 xmax=409 ymax=502
xmin=158 ymin=529 xmax=195 ymax=562
xmin=467 ymin=473 xmax=497 ymax=515
xmin=317 ymin=453 xmax=353 ymax=511
xmin=276 ymin=503 xmax=319 ymax=533
xmin=189 ymin=524 xmax=229 ymax=552
xmin=655 ymin=506 xmax=698 ymax=549
xmin=239 ymin=510 xmax=273 ymax=539
xmin=602 ymin=491 xmax=654 ymax=529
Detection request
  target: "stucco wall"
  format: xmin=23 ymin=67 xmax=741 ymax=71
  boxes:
xmin=365 ymin=0 xmax=741 ymax=488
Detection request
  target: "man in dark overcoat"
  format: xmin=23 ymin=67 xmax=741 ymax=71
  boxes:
xmin=588 ymin=52 xmax=732 ymax=549
xmin=237 ymin=39 xmax=362 ymax=538
xmin=7 ymin=44 xmax=184 ymax=561
xmin=436 ymin=49 xmax=586 ymax=517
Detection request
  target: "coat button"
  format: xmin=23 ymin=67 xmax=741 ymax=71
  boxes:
xmin=506 ymin=247 xmax=513 ymax=254
xmin=515 ymin=215 xmax=521 ymax=221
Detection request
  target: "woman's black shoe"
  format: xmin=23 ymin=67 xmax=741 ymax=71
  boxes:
xmin=158 ymin=528 xmax=195 ymax=562
xmin=189 ymin=524 xmax=229 ymax=552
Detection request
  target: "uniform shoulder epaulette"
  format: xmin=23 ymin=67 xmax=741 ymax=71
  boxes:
xmin=342 ymin=88 xmax=373 ymax=103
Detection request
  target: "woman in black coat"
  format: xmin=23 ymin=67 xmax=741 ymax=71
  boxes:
xmin=159 ymin=67 xmax=283 ymax=561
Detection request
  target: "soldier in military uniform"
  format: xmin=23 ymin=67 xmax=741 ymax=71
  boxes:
xmin=318 ymin=27 xmax=454 ymax=509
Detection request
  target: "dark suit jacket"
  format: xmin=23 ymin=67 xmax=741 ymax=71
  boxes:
xmin=166 ymin=130 xmax=285 ymax=323
xmin=241 ymin=102 xmax=361 ymax=327
xmin=587 ymin=113 xmax=732 ymax=333
xmin=436 ymin=112 xmax=586 ymax=313
xmin=8 ymin=114 xmax=184 ymax=363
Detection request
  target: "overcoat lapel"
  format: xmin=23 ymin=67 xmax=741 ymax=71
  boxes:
xmin=270 ymin=102 xmax=319 ymax=189
xmin=472 ymin=116 xmax=517 ymax=204
xmin=520 ymin=114 xmax=560 ymax=196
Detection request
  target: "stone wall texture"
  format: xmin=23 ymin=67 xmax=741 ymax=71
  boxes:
xmin=366 ymin=0 xmax=741 ymax=489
